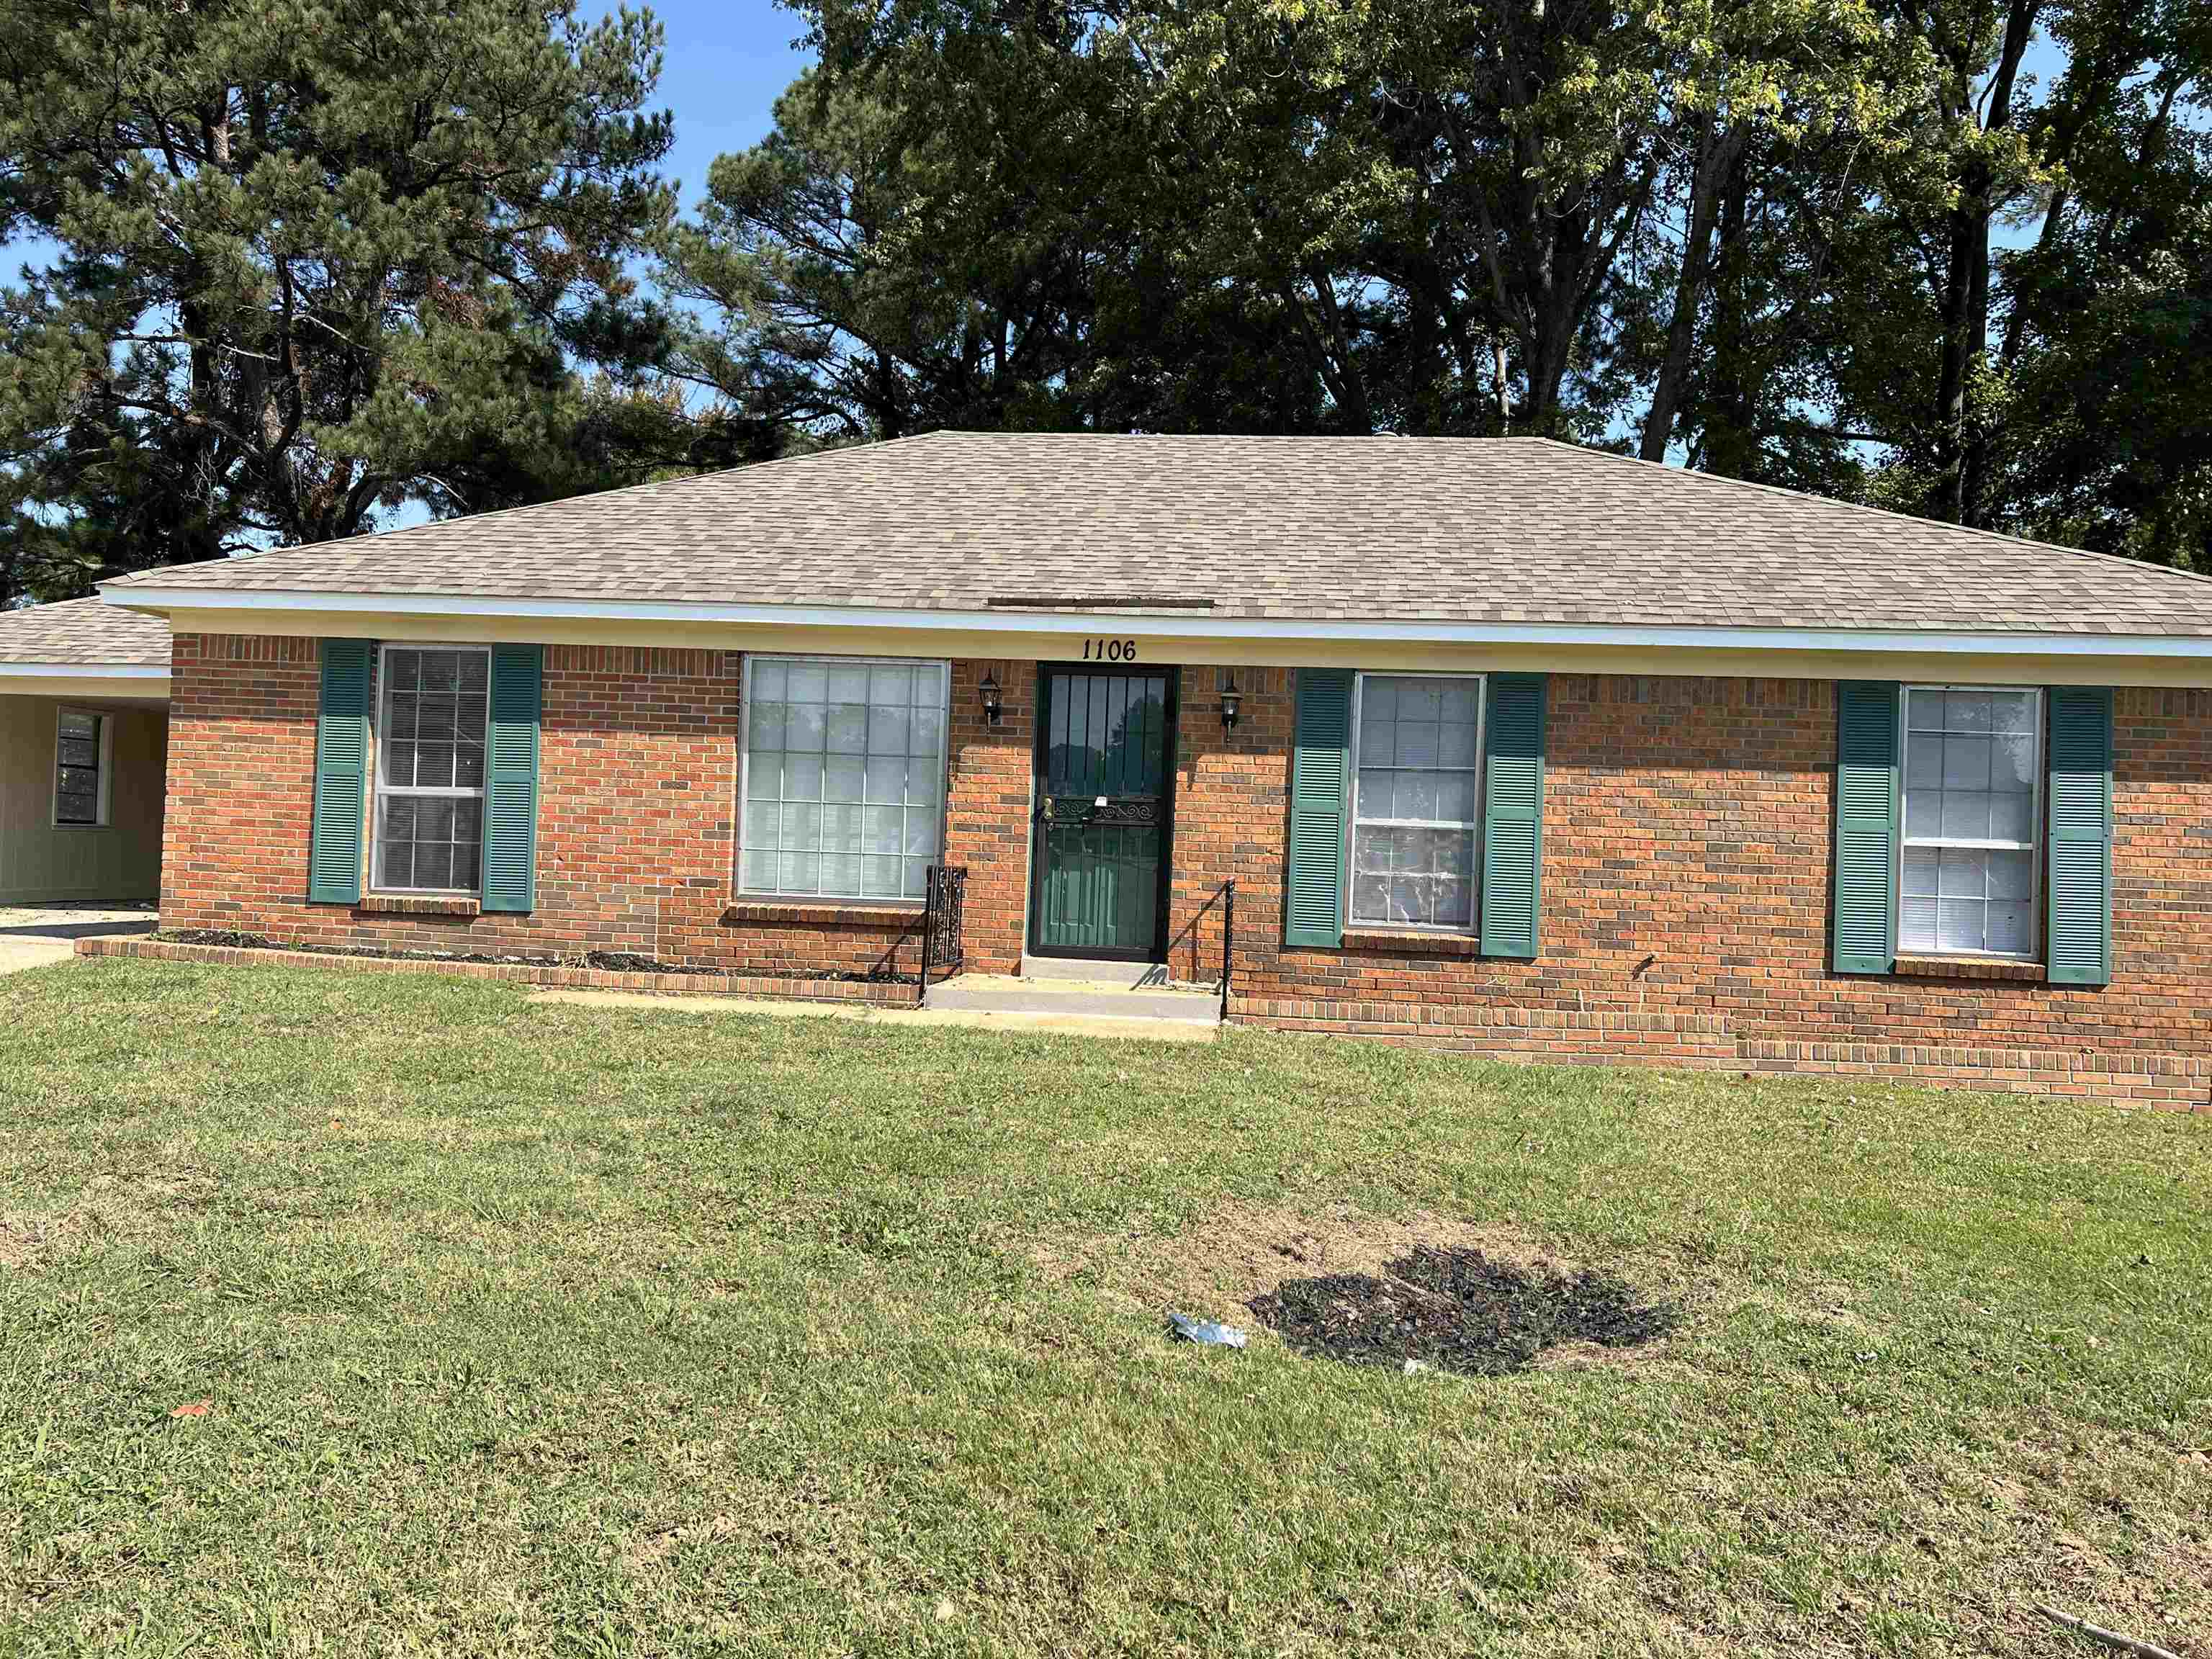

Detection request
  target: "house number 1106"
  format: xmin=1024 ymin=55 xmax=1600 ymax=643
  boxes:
xmin=1082 ymin=638 xmax=1138 ymax=661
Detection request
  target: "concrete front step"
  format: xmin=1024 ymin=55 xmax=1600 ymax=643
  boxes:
xmin=1017 ymin=953 xmax=1173 ymax=987
xmin=927 ymin=971 xmax=1220 ymax=1024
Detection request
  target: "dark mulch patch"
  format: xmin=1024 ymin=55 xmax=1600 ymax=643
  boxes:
xmin=150 ymin=930 xmax=915 ymax=984
xmin=581 ymin=950 xmax=684 ymax=974
xmin=163 ymin=929 xmax=280 ymax=950
xmin=1249 ymin=1246 xmax=1676 ymax=1377
xmin=159 ymin=928 xmax=551 ymax=967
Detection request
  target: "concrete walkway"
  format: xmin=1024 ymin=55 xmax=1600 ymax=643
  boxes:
xmin=0 ymin=904 xmax=158 ymax=976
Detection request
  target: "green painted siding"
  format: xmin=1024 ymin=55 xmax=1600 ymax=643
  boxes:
xmin=0 ymin=698 xmax=165 ymax=904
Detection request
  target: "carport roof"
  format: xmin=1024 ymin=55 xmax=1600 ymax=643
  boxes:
xmin=0 ymin=598 xmax=171 ymax=668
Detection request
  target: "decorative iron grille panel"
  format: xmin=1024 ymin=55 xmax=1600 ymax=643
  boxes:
xmin=923 ymin=865 xmax=967 ymax=974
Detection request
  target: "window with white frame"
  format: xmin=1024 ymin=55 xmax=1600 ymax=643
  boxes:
xmin=1900 ymin=686 xmax=2040 ymax=958
xmin=53 ymin=708 xmax=109 ymax=827
xmin=1350 ymin=673 xmax=1483 ymax=930
xmin=374 ymin=646 xmax=490 ymax=893
xmin=740 ymin=656 xmax=948 ymax=902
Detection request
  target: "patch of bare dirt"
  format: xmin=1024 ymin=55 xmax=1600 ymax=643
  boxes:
xmin=1046 ymin=1200 xmax=1683 ymax=1375
xmin=1039 ymin=1199 xmax=1560 ymax=1311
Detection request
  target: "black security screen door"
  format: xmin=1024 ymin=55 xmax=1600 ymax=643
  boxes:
xmin=1030 ymin=667 xmax=1175 ymax=960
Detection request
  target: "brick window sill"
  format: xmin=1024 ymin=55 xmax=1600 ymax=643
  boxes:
xmin=1341 ymin=927 xmax=1486 ymax=958
xmin=724 ymin=899 xmax=923 ymax=928
xmin=356 ymin=894 xmax=481 ymax=918
xmin=1892 ymin=954 xmax=2045 ymax=983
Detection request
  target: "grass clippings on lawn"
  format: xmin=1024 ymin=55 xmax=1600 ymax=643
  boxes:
xmin=1 ymin=956 xmax=2208 ymax=1656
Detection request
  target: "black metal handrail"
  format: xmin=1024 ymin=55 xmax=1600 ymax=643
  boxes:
xmin=1219 ymin=878 xmax=1236 ymax=1022
xmin=917 ymin=864 xmax=968 ymax=1006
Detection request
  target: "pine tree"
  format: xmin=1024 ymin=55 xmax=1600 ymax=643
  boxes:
xmin=0 ymin=0 xmax=680 ymax=601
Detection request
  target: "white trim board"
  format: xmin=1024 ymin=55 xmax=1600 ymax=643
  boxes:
xmin=98 ymin=585 xmax=2212 ymax=660
xmin=0 ymin=662 xmax=169 ymax=678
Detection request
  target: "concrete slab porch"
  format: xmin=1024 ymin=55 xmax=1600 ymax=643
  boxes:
xmin=925 ymin=972 xmax=1222 ymax=1025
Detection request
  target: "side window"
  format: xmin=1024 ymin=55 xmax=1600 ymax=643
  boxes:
xmin=374 ymin=647 xmax=490 ymax=892
xmin=1349 ymin=675 xmax=1483 ymax=930
xmin=55 ymin=708 xmax=109 ymax=827
xmin=1899 ymin=687 xmax=2040 ymax=958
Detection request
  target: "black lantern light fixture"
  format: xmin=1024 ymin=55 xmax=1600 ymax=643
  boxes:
xmin=1219 ymin=674 xmax=1242 ymax=732
xmin=979 ymin=670 xmax=1004 ymax=725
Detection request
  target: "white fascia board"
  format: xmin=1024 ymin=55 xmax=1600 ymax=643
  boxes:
xmin=0 ymin=661 xmax=171 ymax=679
xmin=99 ymin=584 xmax=2212 ymax=660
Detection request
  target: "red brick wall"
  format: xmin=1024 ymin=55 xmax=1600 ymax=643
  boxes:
xmin=1182 ymin=672 xmax=2212 ymax=1102
xmin=163 ymin=635 xmax=923 ymax=976
xmin=943 ymin=659 xmax=1035 ymax=972
xmin=161 ymin=638 xmax=2212 ymax=1100
xmin=1166 ymin=666 xmax=1292 ymax=986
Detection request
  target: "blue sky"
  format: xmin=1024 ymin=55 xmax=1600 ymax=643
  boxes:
xmin=613 ymin=0 xmax=812 ymax=215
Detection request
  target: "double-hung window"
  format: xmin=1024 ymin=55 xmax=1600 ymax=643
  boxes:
xmin=1900 ymin=686 xmax=2040 ymax=958
xmin=1349 ymin=673 xmax=1483 ymax=930
xmin=740 ymin=656 xmax=949 ymax=902
xmin=54 ymin=708 xmax=110 ymax=827
xmin=374 ymin=646 xmax=490 ymax=893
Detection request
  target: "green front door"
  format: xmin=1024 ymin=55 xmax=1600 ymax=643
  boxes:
xmin=1030 ymin=667 xmax=1175 ymax=960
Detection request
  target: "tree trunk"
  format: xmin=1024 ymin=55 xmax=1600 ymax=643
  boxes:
xmin=1931 ymin=197 xmax=1979 ymax=523
xmin=1641 ymin=122 xmax=1742 ymax=462
xmin=1930 ymin=0 xmax=2037 ymax=527
xmin=1701 ymin=165 xmax=1758 ymax=478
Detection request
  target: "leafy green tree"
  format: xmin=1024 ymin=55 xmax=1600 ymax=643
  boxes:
xmin=1985 ymin=0 xmax=2210 ymax=562
xmin=680 ymin=0 xmax=2210 ymax=559
xmin=0 ymin=0 xmax=680 ymax=601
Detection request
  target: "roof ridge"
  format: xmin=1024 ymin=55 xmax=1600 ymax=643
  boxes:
xmin=1522 ymin=437 xmax=2212 ymax=594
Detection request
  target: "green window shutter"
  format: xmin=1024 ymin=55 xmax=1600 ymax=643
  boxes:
xmin=1286 ymin=668 xmax=1353 ymax=947
xmin=1832 ymin=680 xmax=1900 ymax=974
xmin=309 ymin=639 xmax=374 ymax=905
xmin=482 ymin=644 xmax=544 ymax=914
xmin=2046 ymin=686 xmax=2114 ymax=986
xmin=1480 ymin=673 xmax=1547 ymax=959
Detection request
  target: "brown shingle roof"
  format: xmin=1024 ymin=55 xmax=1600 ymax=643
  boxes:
xmin=0 ymin=597 xmax=171 ymax=665
xmin=104 ymin=433 xmax=2212 ymax=638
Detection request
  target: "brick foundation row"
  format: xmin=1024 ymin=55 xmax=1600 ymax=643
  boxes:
xmin=74 ymin=935 xmax=916 ymax=1004
xmin=1233 ymin=997 xmax=2211 ymax=1107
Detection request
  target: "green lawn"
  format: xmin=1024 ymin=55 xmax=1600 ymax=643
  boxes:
xmin=1 ymin=960 xmax=2207 ymax=1657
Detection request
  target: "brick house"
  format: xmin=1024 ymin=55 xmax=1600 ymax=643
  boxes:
xmin=98 ymin=433 xmax=2212 ymax=1102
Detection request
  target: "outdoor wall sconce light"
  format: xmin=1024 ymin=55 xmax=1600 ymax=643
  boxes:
xmin=1219 ymin=675 xmax=1242 ymax=732
xmin=979 ymin=671 xmax=1004 ymax=725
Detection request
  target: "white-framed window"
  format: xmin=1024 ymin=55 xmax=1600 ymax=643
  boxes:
xmin=53 ymin=707 xmax=112 ymax=827
xmin=1349 ymin=673 xmax=1484 ymax=931
xmin=1900 ymin=685 xmax=2041 ymax=958
xmin=373 ymin=644 xmax=490 ymax=894
xmin=739 ymin=655 xmax=949 ymax=902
